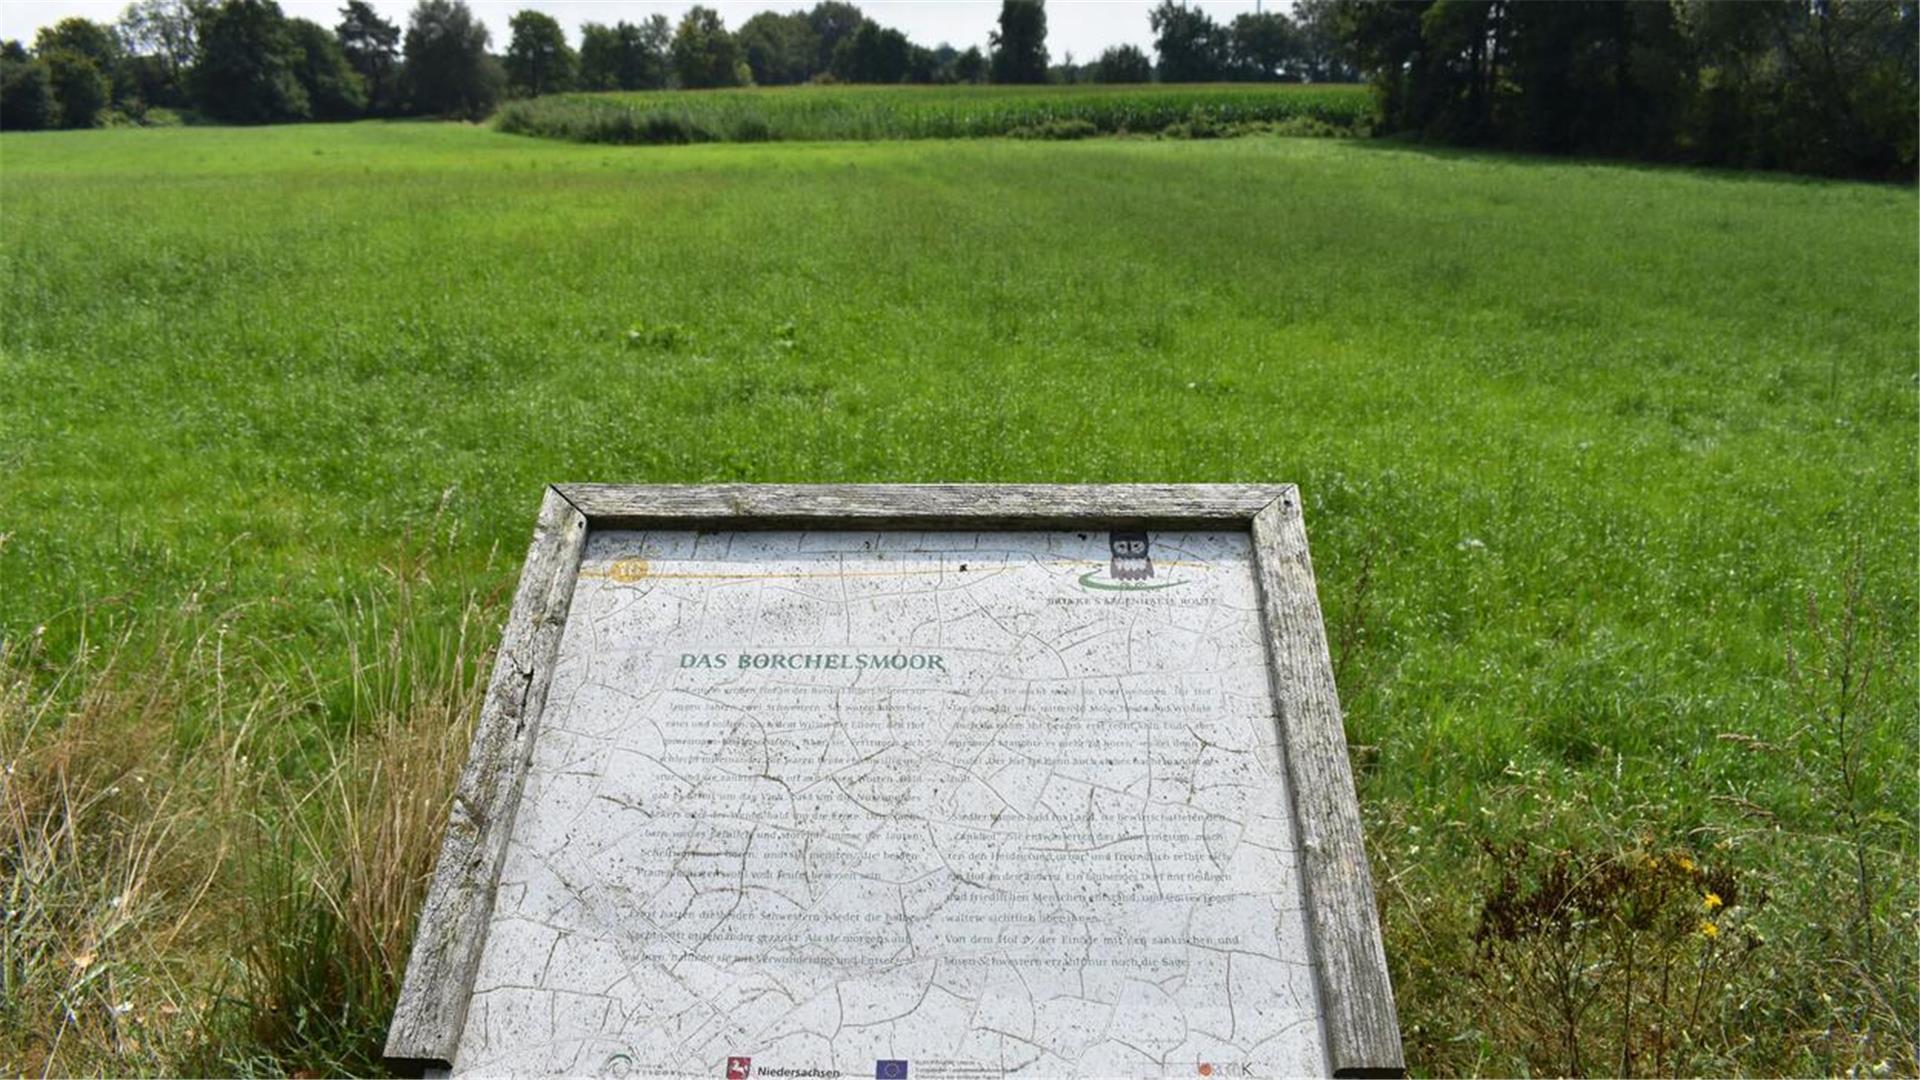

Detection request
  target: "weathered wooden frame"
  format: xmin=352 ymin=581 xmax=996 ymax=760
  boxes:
xmin=386 ymin=484 xmax=1404 ymax=1078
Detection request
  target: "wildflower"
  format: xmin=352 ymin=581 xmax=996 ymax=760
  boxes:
xmin=1699 ymin=920 xmax=1719 ymax=939
xmin=1674 ymin=853 xmax=1697 ymax=873
xmin=1703 ymin=891 xmax=1724 ymax=911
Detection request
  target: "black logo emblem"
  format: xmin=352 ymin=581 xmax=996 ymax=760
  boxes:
xmin=1109 ymin=531 xmax=1153 ymax=581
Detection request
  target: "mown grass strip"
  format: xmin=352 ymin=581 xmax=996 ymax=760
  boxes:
xmin=493 ymin=82 xmax=1372 ymax=145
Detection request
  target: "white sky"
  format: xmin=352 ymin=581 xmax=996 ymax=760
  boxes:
xmin=2 ymin=0 xmax=1284 ymax=61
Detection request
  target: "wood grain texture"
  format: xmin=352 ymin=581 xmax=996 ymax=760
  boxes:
xmin=384 ymin=488 xmax=589 ymax=1072
xmin=1250 ymin=494 xmax=1405 ymax=1078
xmin=555 ymin=483 xmax=1288 ymax=530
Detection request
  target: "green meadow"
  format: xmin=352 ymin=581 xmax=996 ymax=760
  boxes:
xmin=1 ymin=117 xmax=1914 ymax=1075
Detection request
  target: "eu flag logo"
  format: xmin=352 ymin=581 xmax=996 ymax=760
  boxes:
xmin=875 ymin=1062 xmax=909 ymax=1079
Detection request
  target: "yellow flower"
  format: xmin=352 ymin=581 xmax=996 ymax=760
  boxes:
xmin=1703 ymin=891 xmax=1724 ymax=911
xmin=1699 ymin=920 xmax=1720 ymax=939
xmin=1674 ymin=854 xmax=1697 ymax=873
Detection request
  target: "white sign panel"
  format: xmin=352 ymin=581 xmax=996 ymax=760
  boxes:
xmin=454 ymin=528 xmax=1326 ymax=1078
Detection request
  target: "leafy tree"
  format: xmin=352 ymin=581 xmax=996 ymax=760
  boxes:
xmin=1334 ymin=0 xmax=1422 ymax=122
xmin=36 ymin=17 xmax=137 ymax=114
xmin=671 ymin=6 xmax=745 ymax=89
xmin=113 ymin=53 xmax=177 ymax=110
xmin=1331 ymin=0 xmax=1915 ymax=180
xmin=335 ymin=0 xmax=399 ymax=113
xmin=577 ymin=22 xmax=616 ymax=88
xmin=1491 ymin=4 xmax=1675 ymax=153
xmin=36 ymin=18 xmax=123 ymax=71
xmin=906 ymin=43 xmax=938 ymax=84
xmin=1417 ymin=0 xmax=1502 ymax=141
xmin=0 ymin=39 xmax=26 ymax=62
xmin=285 ymin=15 xmax=364 ymax=118
xmin=110 ymin=53 xmax=165 ymax=110
xmin=1290 ymin=0 xmax=1357 ymax=83
xmin=1092 ymin=43 xmax=1151 ymax=84
xmin=402 ymin=0 xmax=499 ymax=118
xmin=988 ymin=0 xmax=1047 ymax=84
xmin=737 ymin=10 xmax=817 ymax=86
xmin=504 ymin=9 xmax=575 ymax=97
xmin=806 ymin=1 xmax=864 ymax=76
xmin=0 ymin=53 xmax=58 ymax=129
xmin=1150 ymin=1 xmax=1227 ymax=83
xmin=42 ymin=49 xmax=113 ymax=126
xmin=578 ymin=18 xmax=670 ymax=91
xmin=831 ymin=19 xmax=909 ymax=83
xmin=192 ymin=0 xmax=308 ymax=122
xmin=117 ymin=0 xmax=199 ymax=100
xmin=1342 ymin=2 xmax=1678 ymax=148
xmin=1228 ymin=11 xmax=1298 ymax=81
xmin=1686 ymin=0 xmax=1914 ymax=177
xmin=950 ymin=45 xmax=986 ymax=84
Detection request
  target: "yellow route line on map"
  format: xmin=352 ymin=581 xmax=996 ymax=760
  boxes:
xmin=578 ymin=558 xmax=1209 ymax=583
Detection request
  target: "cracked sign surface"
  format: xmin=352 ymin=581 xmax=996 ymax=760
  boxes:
xmin=455 ymin=529 xmax=1326 ymax=1078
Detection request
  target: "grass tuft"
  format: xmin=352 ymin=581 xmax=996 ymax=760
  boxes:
xmin=1 ymin=561 xmax=493 ymax=1076
xmin=232 ymin=575 xmax=483 ymax=1076
xmin=2 ymin=619 xmax=247 ymax=1074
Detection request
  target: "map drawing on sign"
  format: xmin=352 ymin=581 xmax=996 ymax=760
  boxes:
xmin=450 ymin=528 xmax=1327 ymax=1078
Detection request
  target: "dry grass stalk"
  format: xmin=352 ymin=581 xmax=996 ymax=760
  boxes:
xmin=2 ymin=564 xmax=494 ymax=1076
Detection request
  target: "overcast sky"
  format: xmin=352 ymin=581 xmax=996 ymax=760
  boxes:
xmin=2 ymin=1 xmax=1283 ymax=61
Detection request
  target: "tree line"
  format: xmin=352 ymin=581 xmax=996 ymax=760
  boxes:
xmin=3 ymin=0 xmax=487 ymax=128
xmin=0 ymin=0 xmax=1357 ymax=131
xmin=2 ymin=0 xmax=1910 ymax=179
xmin=1330 ymin=0 xmax=1915 ymax=180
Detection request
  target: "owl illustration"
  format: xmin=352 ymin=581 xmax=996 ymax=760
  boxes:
xmin=1109 ymin=531 xmax=1153 ymax=581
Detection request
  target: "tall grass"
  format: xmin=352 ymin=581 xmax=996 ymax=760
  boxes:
xmin=0 ymin=559 xmax=493 ymax=1076
xmin=1375 ymin=552 xmax=1918 ymax=1076
xmin=232 ymin=579 xmax=486 ymax=1076
xmin=1 ymin=623 xmax=224 ymax=1075
xmin=494 ymin=82 xmax=1371 ymax=145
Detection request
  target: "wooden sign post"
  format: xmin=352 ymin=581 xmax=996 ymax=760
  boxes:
xmin=387 ymin=485 xmax=1402 ymax=1078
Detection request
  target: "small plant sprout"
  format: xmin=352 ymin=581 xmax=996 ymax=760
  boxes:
xmin=625 ymin=321 xmax=686 ymax=351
